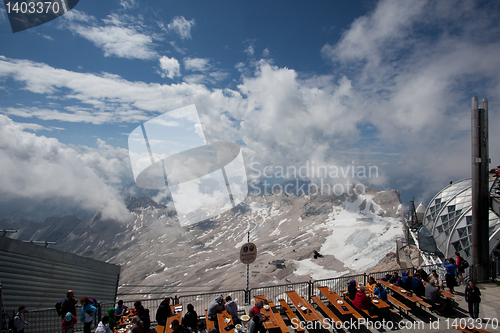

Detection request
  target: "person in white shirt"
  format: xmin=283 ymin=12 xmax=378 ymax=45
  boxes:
xmin=94 ymin=316 xmax=113 ymax=333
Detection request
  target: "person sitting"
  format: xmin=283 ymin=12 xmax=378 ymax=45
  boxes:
xmin=373 ymin=283 xmax=387 ymax=301
xmin=425 ymin=281 xmax=450 ymax=314
xmin=131 ymin=315 xmax=144 ymax=333
xmin=429 ymin=269 xmax=443 ymax=289
xmin=416 ymin=267 xmax=429 ymax=282
xmin=411 ymin=273 xmax=425 ymax=296
xmin=347 ymin=279 xmax=357 ymax=300
xmin=353 ymin=286 xmax=377 ymax=316
xmin=196 ymin=322 xmax=207 ymax=333
xmin=366 ymin=276 xmax=377 ymax=293
xmin=402 ymin=270 xmax=412 ymax=290
xmin=106 ymin=308 xmax=116 ymax=330
xmin=114 ymin=300 xmax=129 ymax=319
xmin=207 ymin=295 xmax=225 ymax=327
xmin=136 ymin=305 xmax=150 ymax=333
xmin=132 ymin=301 xmax=142 ymax=315
xmin=182 ymin=304 xmax=198 ymax=333
xmin=389 ymin=272 xmax=402 ymax=286
xmin=225 ymin=296 xmax=240 ymax=325
xmin=95 ymin=316 xmax=113 ymax=333
xmin=252 ymin=301 xmax=269 ymax=322
xmin=172 ymin=319 xmax=186 ymax=333
xmin=156 ymin=297 xmax=173 ymax=326
xmin=246 ymin=309 xmax=263 ymax=333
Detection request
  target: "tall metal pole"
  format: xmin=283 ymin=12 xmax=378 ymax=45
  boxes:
xmin=246 ymin=231 xmax=250 ymax=296
xmin=471 ymin=97 xmax=490 ymax=280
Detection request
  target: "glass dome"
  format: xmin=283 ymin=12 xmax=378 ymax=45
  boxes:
xmin=423 ymin=178 xmax=500 ymax=259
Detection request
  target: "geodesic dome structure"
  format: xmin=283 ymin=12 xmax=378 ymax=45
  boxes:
xmin=423 ymin=178 xmax=500 ymax=260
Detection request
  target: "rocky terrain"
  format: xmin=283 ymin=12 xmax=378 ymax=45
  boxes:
xmin=0 ymin=186 xmax=404 ymax=301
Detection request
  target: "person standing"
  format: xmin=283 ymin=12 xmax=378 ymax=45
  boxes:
xmin=455 ymin=251 xmax=466 ymax=285
xmin=443 ymin=258 xmax=457 ymax=293
xmin=79 ymin=296 xmax=97 ymax=333
xmin=465 ymin=281 xmax=481 ymax=319
xmin=156 ymin=297 xmax=173 ymax=326
xmin=61 ymin=290 xmax=78 ymax=317
xmin=182 ymin=304 xmax=198 ymax=333
xmin=13 ymin=305 xmax=28 ymax=333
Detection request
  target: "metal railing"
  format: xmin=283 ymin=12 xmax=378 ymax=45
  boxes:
xmin=0 ymin=263 xmax=467 ymax=333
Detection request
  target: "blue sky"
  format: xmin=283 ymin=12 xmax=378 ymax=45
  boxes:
xmin=1 ymin=0 xmax=500 ymax=221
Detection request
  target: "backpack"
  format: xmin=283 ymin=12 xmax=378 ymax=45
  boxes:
xmin=55 ymin=299 xmax=66 ymax=315
xmin=8 ymin=311 xmax=19 ymax=332
xmin=460 ymin=259 xmax=470 ymax=269
xmin=88 ymin=297 xmax=98 ymax=307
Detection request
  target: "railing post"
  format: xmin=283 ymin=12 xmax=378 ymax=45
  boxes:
xmin=308 ymin=280 xmax=313 ymax=299
xmin=363 ymin=273 xmax=367 ymax=286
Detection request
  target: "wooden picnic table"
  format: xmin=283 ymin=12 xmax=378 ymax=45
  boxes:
xmin=253 ymin=295 xmax=281 ymax=331
xmin=285 ymin=291 xmax=324 ymax=324
xmin=217 ymin=310 xmax=235 ymax=333
xmin=380 ymin=280 xmax=422 ymax=303
xmin=366 ymin=293 xmax=390 ymax=309
xmin=317 ymin=286 xmax=353 ymax=316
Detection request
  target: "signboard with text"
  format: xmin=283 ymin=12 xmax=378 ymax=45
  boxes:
xmin=240 ymin=242 xmax=257 ymax=265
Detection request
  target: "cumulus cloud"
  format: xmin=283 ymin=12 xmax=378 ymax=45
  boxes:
xmin=159 ymin=56 xmax=181 ymax=79
xmin=168 ymin=16 xmax=195 ymax=40
xmin=0 ymin=115 xmax=132 ymax=221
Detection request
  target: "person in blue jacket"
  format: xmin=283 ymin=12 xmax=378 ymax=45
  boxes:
xmin=373 ymin=283 xmax=387 ymax=301
xmin=79 ymin=296 xmax=97 ymax=333
xmin=443 ymin=258 xmax=458 ymax=293
xmin=410 ymin=273 xmax=425 ymax=296
xmin=401 ymin=270 xmax=412 ymax=290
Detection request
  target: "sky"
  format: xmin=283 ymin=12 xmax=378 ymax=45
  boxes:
xmin=1 ymin=0 xmax=500 ymax=222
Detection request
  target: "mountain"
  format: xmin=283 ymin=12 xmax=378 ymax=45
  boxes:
xmin=0 ymin=186 xmax=404 ymax=299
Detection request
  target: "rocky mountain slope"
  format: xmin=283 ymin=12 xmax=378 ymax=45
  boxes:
xmin=0 ymin=187 xmax=404 ymax=300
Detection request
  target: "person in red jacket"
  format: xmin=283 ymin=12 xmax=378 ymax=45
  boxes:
xmin=352 ymin=286 xmax=378 ymax=316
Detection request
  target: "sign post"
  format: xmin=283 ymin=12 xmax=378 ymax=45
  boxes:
xmin=240 ymin=232 xmax=257 ymax=304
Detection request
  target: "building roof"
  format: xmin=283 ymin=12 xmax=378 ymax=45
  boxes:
xmin=422 ymin=178 xmax=500 ymax=259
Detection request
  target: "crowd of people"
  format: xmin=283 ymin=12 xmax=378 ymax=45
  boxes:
xmin=8 ymin=255 xmax=482 ymax=333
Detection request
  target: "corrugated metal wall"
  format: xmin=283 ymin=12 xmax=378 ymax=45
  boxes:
xmin=0 ymin=236 xmax=120 ymax=312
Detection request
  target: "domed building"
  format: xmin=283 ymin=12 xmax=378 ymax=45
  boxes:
xmin=422 ymin=178 xmax=500 ymax=262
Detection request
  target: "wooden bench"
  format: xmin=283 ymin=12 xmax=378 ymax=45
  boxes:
xmin=310 ymin=295 xmax=343 ymax=326
xmin=205 ymin=310 xmax=215 ymax=331
xmin=278 ymin=299 xmax=305 ymax=332
xmin=387 ymin=295 xmax=410 ymax=314
xmin=156 ymin=325 xmax=166 ymax=333
xmin=345 ymin=296 xmax=378 ymax=319
xmin=268 ymin=300 xmax=289 ymax=333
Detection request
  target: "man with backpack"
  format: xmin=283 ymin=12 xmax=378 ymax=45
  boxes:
xmin=12 ymin=305 xmax=28 ymax=333
xmin=60 ymin=290 xmax=78 ymax=317
xmin=456 ymin=251 xmax=469 ymax=286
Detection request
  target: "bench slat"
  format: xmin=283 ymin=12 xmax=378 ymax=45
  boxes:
xmin=278 ymin=299 xmax=305 ymax=332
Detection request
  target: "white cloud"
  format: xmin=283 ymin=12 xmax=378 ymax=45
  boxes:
xmin=244 ymin=45 xmax=255 ymax=56
xmin=159 ymin=56 xmax=181 ymax=79
xmin=0 ymin=115 xmax=132 ymax=221
xmin=184 ymin=57 xmax=210 ymax=72
xmin=16 ymin=122 xmax=65 ymax=132
xmin=168 ymin=16 xmax=195 ymax=40
xmin=263 ymin=48 xmax=270 ymax=57
xmin=0 ymin=8 xmax=7 ymax=23
xmin=63 ymin=12 xmax=158 ymax=60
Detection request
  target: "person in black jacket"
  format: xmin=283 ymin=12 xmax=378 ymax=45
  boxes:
xmin=136 ymin=305 xmax=150 ymax=333
xmin=156 ymin=298 xmax=173 ymax=326
xmin=347 ymin=280 xmax=357 ymax=300
xmin=465 ymin=281 xmax=481 ymax=319
xmin=182 ymin=304 xmax=198 ymax=333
